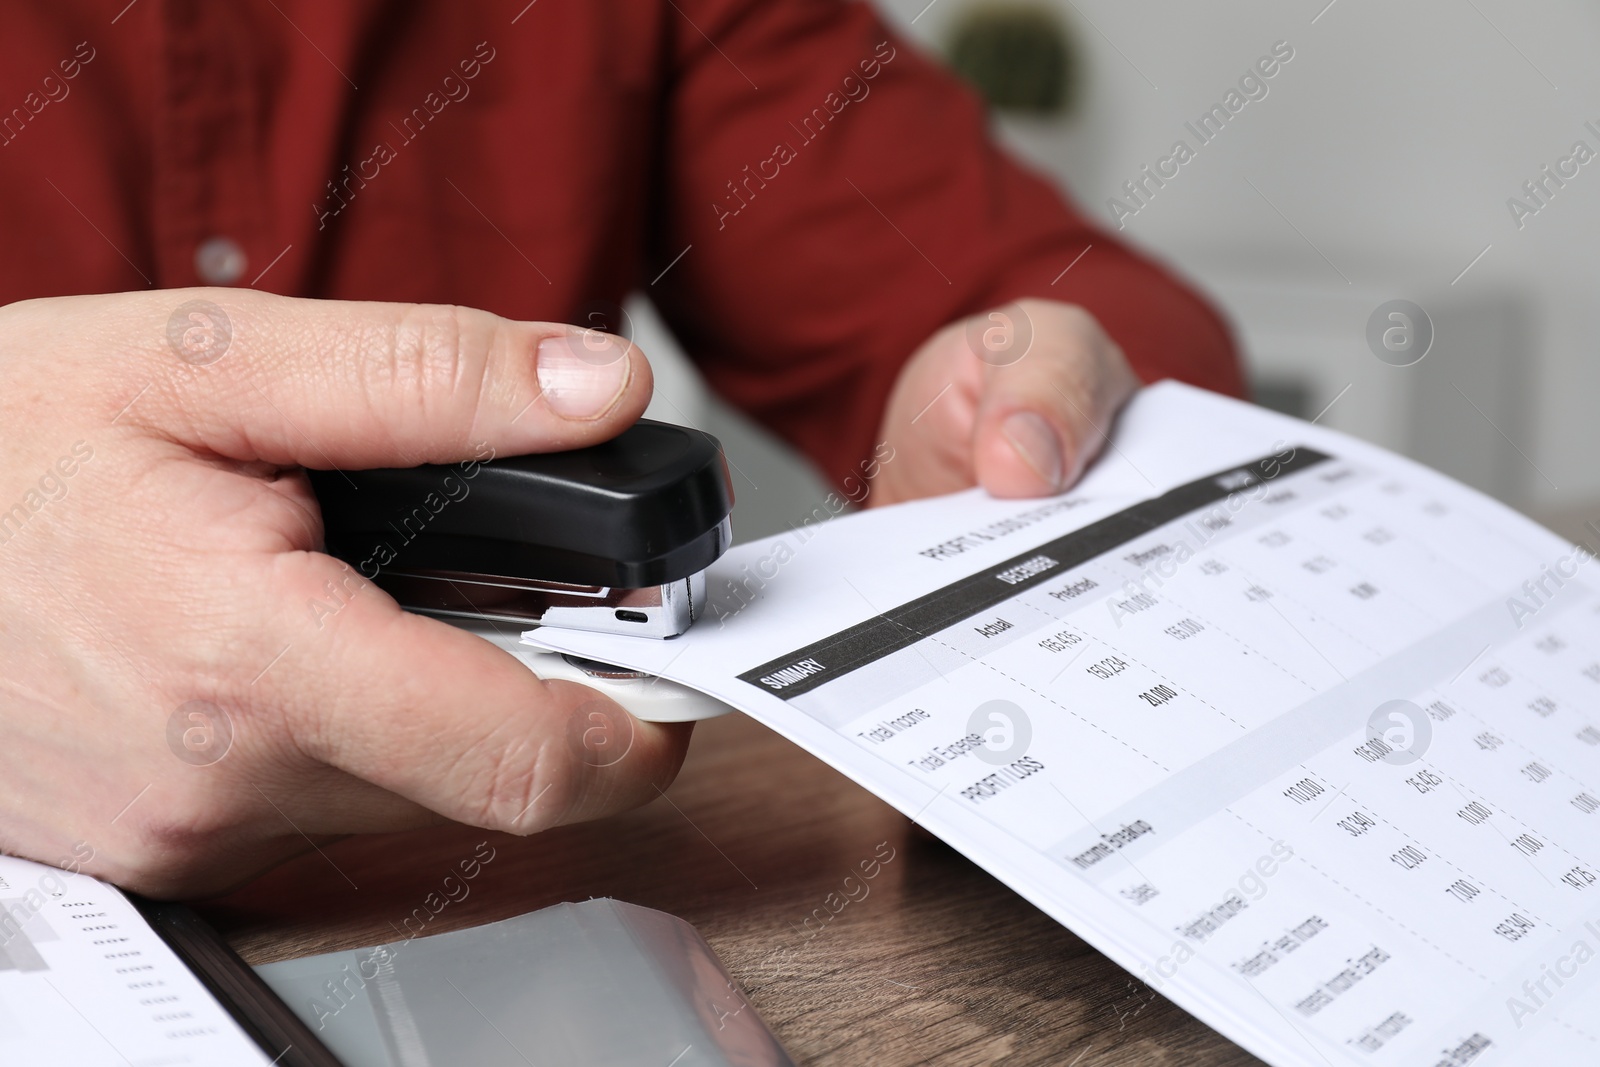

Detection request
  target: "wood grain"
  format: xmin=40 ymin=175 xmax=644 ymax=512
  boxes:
xmin=202 ymin=712 xmax=1265 ymax=1066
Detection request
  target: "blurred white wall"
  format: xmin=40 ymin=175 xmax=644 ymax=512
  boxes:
xmin=875 ymin=0 xmax=1600 ymax=522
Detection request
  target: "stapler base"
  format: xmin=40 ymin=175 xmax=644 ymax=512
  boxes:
xmin=444 ymin=618 xmax=736 ymax=723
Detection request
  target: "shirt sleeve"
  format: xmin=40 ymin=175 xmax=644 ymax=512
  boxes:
xmin=646 ymin=0 xmax=1245 ymax=490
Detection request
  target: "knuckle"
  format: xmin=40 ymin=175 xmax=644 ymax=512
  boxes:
xmin=392 ymin=302 xmax=467 ymax=388
xmin=388 ymin=303 xmax=493 ymax=448
xmin=463 ymin=729 xmax=573 ymax=834
xmin=1023 ymin=299 xmax=1102 ymax=348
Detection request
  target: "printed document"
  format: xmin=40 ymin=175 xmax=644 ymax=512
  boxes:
xmin=528 ymin=382 xmax=1600 ymax=1066
xmin=0 ymin=852 xmax=269 ymax=1063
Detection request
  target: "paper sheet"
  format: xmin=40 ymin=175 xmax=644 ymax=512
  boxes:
xmin=0 ymin=853 xmax=270 ymax=1064
xmin=527 ymin=381 xmax=1600 ymax=1066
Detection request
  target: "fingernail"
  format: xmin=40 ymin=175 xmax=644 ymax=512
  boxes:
xmin=536 ymin=333 xmax=632 ymax=419
xmin=1001 ymin=411 xmax=1066 ymax=491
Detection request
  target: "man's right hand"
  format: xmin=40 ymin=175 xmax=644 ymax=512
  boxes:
xmin=0 ymin=290 xmax=689 ymax=897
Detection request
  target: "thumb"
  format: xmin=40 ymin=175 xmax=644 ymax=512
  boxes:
xmin=971 ymin=301 xmax=1138 ymax=497
xmin=85 ymin=289 xmax=651 ymax=466
xmin=277 ymin=581 xmax=692 ymax=836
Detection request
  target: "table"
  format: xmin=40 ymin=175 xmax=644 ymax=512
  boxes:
xmin=202 ymin=712 xmax=1264 ymax=1066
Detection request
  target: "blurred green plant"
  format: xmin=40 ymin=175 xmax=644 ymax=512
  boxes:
xmin=945 ymin=2 xmax=1077 ymax=117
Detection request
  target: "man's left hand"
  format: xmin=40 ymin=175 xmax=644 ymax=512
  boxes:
xmin=869 ymin=299 xmax=1140 ymax=506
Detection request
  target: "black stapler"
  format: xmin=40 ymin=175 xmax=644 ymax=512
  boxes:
xmin=309 ymin=420 xmax=737 ymax=721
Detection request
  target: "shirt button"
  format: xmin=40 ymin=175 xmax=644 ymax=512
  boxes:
xmin=194 ymin=236 xmax=248 ymax=285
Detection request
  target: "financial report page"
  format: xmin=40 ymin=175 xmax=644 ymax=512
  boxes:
xmin=531 ymin=382 xmax=1600 ymax=1066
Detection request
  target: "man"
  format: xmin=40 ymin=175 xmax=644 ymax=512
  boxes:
xmin=0 ymin=0 xmax=1242 ymax=895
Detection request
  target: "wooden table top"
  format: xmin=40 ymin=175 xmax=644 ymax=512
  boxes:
xmin=202 ymin=711 xmax=1265 ymax=1067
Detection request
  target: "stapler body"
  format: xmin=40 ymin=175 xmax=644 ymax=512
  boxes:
xmin=310 ymin=420 xmax=737 ymax=722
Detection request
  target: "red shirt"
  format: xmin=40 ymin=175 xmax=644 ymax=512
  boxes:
xmin=0 ymin=0 xmax=1242 ymax=487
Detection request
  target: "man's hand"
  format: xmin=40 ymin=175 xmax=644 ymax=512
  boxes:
xmin=870 ymin=300 xmax=1139 ymax=505
xmin=0 ymin=290 xmax=687 ymax=897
